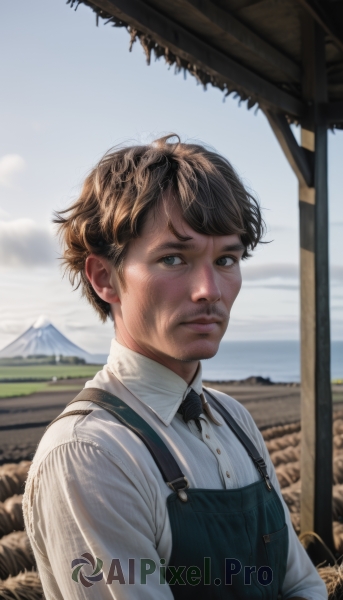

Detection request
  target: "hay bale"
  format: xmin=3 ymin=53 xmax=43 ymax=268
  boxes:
xmin=333 ymin=521 xmax=343 ymax=555
xmin=0 ymin=531 xmax=35 ymax=579
xmin=334 ymin=419 xmax=343 ymax=437
xmin=333 ymin=456 xmax=343 ymax=485
xmin=261 ymin=422 xmax=300 ymax=442
xmin=275 ymin=460 xmax=300 ymax=488
xmin=0 ymin=570 xmax=43 ymax=599
xmin=266 ymin=431 xmax=301 ymax=454
xmin=0 ymin=495 xmax=24 ymax=537
xmin=270 ymin=445 xmax=300 ymax=467
xmin=0 ymin=463 xmax=31 ymax=503
xmin=332 ymin=485 xmax=343 ymax=521
xmin=318 ymin=564 xmax=343 ymax=600
xmin=334 ymin=446 xmax=343 ymax=458
xmin=334 ymin=434 xmax=343 ymax=451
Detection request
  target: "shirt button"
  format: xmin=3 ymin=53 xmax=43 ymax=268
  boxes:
xmin=205 ymin=434 xmax=210 ymax=439
xmin=226 ymin=471 xmax=230 ymax=478
xmin=216 ymin=448 xmax=221 ymax=455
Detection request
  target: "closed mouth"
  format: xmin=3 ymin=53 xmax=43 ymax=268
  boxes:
xmin=183 ymin=319 xmax=221 ymax=324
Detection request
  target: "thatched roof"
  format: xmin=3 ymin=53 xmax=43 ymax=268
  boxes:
xmin=68 ymin=0 xmax=343 ymax=128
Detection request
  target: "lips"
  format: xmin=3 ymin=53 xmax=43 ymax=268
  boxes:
xmin=185 ymin=319 xmax=220 ymax=324
xmin=181 ymin=319 xmax=220 ymax=333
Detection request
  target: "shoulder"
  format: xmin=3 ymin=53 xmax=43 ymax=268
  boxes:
xmin=30 ymin=399 xmax=95 ymax=470
xmin=26 ymin=394 xmax=165 ymax=511
xmin=23 ymin=422 xmax=161 ymax=548
xmin=32 ymin=374 xmax=143 ymax=470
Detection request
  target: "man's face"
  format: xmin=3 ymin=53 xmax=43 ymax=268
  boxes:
xmin=111 ymin=202 xmax=244 ymax=365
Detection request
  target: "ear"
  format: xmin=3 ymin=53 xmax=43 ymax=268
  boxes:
xmin=85 ymin=254 xmax=120 ymax=304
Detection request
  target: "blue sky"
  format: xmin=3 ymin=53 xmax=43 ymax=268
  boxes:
xmin=1 ymin=0 xmax=342 ymax=353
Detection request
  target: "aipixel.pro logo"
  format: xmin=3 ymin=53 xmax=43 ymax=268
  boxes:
xmin=71 ymin=553 xmax=104 ymax=587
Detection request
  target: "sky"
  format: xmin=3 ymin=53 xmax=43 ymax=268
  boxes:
xmin=0 ymin=0 xmax=342 ymax=354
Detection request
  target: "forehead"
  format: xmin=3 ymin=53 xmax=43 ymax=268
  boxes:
xmin=144 ymin=201 xmax=193 ymax=238
xmin=138 ymin=200 xmax=242 ymax=248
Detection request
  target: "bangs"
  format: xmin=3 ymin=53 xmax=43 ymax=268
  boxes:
xmin=159 ymin=145 xmax=263 ymax=259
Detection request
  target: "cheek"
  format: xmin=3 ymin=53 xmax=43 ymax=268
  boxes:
xmin=223 ymin=271 xmax=242 ymax=304
xmin=121 ymin=268 xmax=184 ymax=329
xmin=234 ymin=271 xmax=243 ymax=294
xmin=143 ymin=277 xmax=186 ymax=330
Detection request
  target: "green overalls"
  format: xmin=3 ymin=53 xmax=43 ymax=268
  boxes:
xmin=49 ymin=387 xmax=289 ymax=599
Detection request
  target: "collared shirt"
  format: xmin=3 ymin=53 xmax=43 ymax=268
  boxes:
xmin=23 ymin=339 xmax=327 ymax=599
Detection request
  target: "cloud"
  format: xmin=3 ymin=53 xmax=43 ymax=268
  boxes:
xmin=265 ymin=225 xmax=296 ymax=234
xmin=0 ymin=219 xmax=58 ymax=267
xmin=0 ymin=320 xmax=29 ymax=336
xmin=0 ymin=207 xmax=10 ymax=219
xmin=225 ymin=315 xmax=300 ymax=341
xmin=241 ymin=263 xmax=299 ymax=281
xmin=241 ymin=263 xmax=343 ymax=287
xmin=251 ymin=284 xmax=299 ymax=291
xmin=0 ymin=154 xmax=26 ymax=188
xmin=332 ymin=266 xmax=343 ymax=283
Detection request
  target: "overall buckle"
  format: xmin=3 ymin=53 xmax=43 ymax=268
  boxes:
xmin=255 ymin=457 xmax=273 ymax=491
xmin=167 ymin=476 xmax=189 ymax=502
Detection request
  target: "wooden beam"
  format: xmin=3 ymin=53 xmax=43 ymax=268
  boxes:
xmin=184 ymin=0 xmax=301 ymax=82
xmin=299 ymin=14 xmax=334 ymax=554
xmin=326 ymin=101 xmax=343 ymax=127
xmin=264 ymin=110 xmax=313 ymax=187
xmin=88 ymin=0 xmax=304 ymax=117
xmin=295 ymin=0 xmax=343 ymax=54
xmin=313 ymin=124 xmax=333 ymax=552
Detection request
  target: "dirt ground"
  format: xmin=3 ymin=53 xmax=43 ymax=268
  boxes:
xmin=1 ymin=379 xmax=342 ymax=464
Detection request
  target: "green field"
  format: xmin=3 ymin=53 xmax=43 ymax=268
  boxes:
xmin=0 ymin=364 xmax=101 ymax=382
xmin=0 ymin=382 xmax=83 ymax=398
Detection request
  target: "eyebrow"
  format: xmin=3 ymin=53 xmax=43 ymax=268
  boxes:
xmin=151 ymin=241 xmax=246 ymax=253
xmin=220 ymin=243 xmax=246 ymax=253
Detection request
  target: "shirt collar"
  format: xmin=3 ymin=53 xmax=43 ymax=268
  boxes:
xmin=107 ymin=339 xmax=203 ymax=426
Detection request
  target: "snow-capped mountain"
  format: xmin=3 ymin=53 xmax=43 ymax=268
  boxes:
xmin=0 ymin=316 xmax=93 ymax=361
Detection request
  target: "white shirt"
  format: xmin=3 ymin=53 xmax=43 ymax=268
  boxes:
xmin=23 ymin=339 xmax=327 ymax=599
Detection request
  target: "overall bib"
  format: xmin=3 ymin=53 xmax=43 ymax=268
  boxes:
xmin=49 ymin=387 xmax=289 ymax=599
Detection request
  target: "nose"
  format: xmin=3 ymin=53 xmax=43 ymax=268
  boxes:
xmin=190 ymin=264 xmax=221 ymax=304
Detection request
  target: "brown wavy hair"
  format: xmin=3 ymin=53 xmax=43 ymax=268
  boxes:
xmin=54 ymin=134 xmax=265 ymax=321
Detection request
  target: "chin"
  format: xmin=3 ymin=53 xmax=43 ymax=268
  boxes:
xmin=176 ymin=339 xmax=220 ymax=362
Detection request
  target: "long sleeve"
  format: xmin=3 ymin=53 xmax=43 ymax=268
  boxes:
xmin=23 ymin=440 xmax=174 ymax=600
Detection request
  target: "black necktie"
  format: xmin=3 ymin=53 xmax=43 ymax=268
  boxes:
xmin=177 ymin=389 xmax=203 ymax=432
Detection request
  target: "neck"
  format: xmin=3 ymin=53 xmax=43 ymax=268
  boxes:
xmin=115 ymin=331 xmax=199 ymax=384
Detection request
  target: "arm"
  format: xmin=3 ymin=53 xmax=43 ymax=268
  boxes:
xmin=23 ymin=440 xmax=174 ymax=600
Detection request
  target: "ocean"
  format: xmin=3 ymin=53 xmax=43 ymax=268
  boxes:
xmin=94 ymin=340 xmax=343 ymax=383
xmin=200 ymin=340 xmax=343 ymax=383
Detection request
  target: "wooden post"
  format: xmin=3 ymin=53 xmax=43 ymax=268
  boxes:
xmin=299 ymin=15 xmax=334 ymax=550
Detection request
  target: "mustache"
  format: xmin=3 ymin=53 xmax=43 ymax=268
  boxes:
xmin=178 ymin=306 xmax=228 ymax=322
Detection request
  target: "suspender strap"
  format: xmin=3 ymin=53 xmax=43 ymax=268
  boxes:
xmin=45 ymin=409 xmax=93 ymax=430
xmin=204 ymin=388 xmax=272 ymax=491
xmin=47 ymin=386 xmax=271 ymax=494
xmin=66 ymin=388 xmax=189 ymax=497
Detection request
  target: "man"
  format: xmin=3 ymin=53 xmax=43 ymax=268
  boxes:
xmin=23 ymin=135 xmax=327 ymax=599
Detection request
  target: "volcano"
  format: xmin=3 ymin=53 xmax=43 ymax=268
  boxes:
xmin=0 ymin=316 xmax=93 ymax=361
